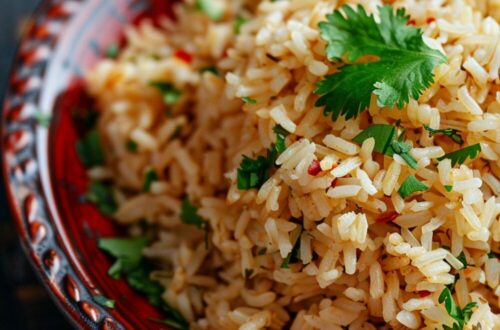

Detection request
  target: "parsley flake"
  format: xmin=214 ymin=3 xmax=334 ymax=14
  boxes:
xmin=98 ymin=237 xmax=148 ymax=279
xmin=398 ymin=175 xmax=428 ymax=198
xmin=439 ymin=287 xmax=477 ymax=329
xmin=315 ymin=5 xmax=447 ymax=120
xmin=457 ymin=251 xmax=467 ymax=269
xmin=234 ymin=15 xmax=247 ymax=34
xmin=86 ymin=182 xmax=117 ymax=217
xmin=424 ymin=125 xmax=464 ymax=145
xmin=242 ymin=97 xmax=257 ymax=104
xmin=237 ymin=148 xmax=277 ymax=190
xmin=76 ymin=129 xmax=104 ymax=167
xmin=150 ymin=82 xmax=182 ymax=106
xmin=143 ymin=168 xmax=159 ymax=192
xmin=94 ymin=296 xmax=115 ymax=309
xmin=444 ymin=185 xmax=453 ymax=192
xmin=180 ymin=198 xmax=206 ymax=229
xmin=281 ymin=234 xmax=301 ymax=269
xmin=273 ymin=125 xmax=289 ymax=153
xmin=126 ymin=140 xmax=138 ymax=153
xmin=438 ymin=144 xmax=482 ymax=167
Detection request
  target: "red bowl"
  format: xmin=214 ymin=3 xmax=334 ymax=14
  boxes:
xmin=2 ymin=1 xmax=176 ymax=329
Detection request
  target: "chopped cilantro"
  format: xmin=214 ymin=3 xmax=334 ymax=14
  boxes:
xmin=143 ymin=168 xmax=159 ymax=192
xmin=281 ymin=236 xmax=301 ymax=268
xmin=195 ymin=0 xmax=223 ymax=21
xmin=170 ymin=125 xmax=183 ymax=140
xmin=94 ymin=296 xmax=115 ymax=309
xmin=244 ymin=268 xmax=254 ymax=280
xmin=98 ymin=236 xmax=189 ymax=329
xmin=126 ymin=140 xmax=138 ymax=153
xmin=352 ymin=125 xmax=417 ymax=168
xmin=398 ymin=175 xmax=428 ymax=198
xmin=457 ymin=252 xmax=467 ymax=269
xmin=439 ymin=287 xmax=477 ymax=329
xmin=242 ymin=97 xmax=257 ymax=104
xmin=487 ymin=251 xmax=499 ymax=259
xmin=234 ymin=15 xmax=247 ymax=34
xmin=150 ymin=82 xmax=182 ymax=106
xmin=200 ymin=66 xmax=219 ymax=75
xmin=180 ymin=198 xmax=205 ymax=229
xmin=76 ymin=129 xmax=104 ymax=167
xmin=444 ymin=185 xmax=453 ymax=192
xmin=273 ymin=125 xmax=289 ymax=153
xmin=438 ymin=144 xmax=482 ymax=167
xmin=315 ymin=5 xmax=447 ymax=121
xmin=106 ymin=43 xmax=119 ymax=59
xmin=424 ymin=125 xmax=464 ymax=145
xmin=98 ymin=237 xmax=148 ymax=279
xmin=86 ymin=182 xmax=117 ymax=217
xmin=237 ymin=148 xmax=277 ymax=190
xmin=34 ymin=111 xmax=52 ymax=127
xmin=149 ymin=317 xmax=189 ymax=330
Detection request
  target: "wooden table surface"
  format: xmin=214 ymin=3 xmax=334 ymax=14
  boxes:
xmin=0 ymin=1 xmax=72 ymax=329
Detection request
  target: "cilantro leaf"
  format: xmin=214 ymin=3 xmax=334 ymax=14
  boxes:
xmin=196 ymin=0 xmax=223 ymax=21
xmin=237 ymin=148 xmax=277 ymax=190
xmin=98 ymin=237 xmax=148 ymax=279
xmin=76 ymin=129 xmax=104 ymax=167
xmin=281 ymin=235 xmax=301 ymax=268
xmin=86 ymin=182 xmax=117 ymax=216
xmin=273 ymin=125 xmax=289 ymax=153
xmin=150 ymin=82 xmax=182 ymax=106
xmin=234 ymin=15 xmax=247 ymax=34
xmin=94 ymin=296 xmax=115 ymax=308
xmin=143 ymin=168 xmax=159 ymax=192
xmin=242 ymin=97 xmax=257 ymax=104
xmin=438 ymin=144 xmax=482 ymax=167
xmin=444 ymin=185 xmax=453 ymax=192
xmin=180 ymin=198 xmax=205 ymax=229
xmin=457 ymin=251 xmax=467 ymax=269
xmin=352 ymin=125 xmax=417 ymax=168
xmin=424 ymin=125 xmax=464 ymax=145
xmin=398 ymin=175 xmax=428 ymax=198
xmin=439 ymin=287 xmax=478 ymax=329
xmin=315 ymin=5 xmax=447 ymax=120
xmin=200 ymin=66 xmax=219 ymax=75
xmin=126 ymin=140 xmax=138 ymax=153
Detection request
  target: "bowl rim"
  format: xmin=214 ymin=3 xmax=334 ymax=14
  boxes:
xmin=1 ymin=1 xmax=126 ymax=329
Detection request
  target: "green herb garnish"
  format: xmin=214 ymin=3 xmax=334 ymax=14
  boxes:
xmin=352 ymin=125 xmax=417 ymax=168
xmin=195 ymin=0 xmax=223 ymax=21
xmin=180 ymin=198 xmax=205 ymax=229
xmin=76 ymin=129 xmax=104 ymax=167
xmin=234 ymin=15 xmax=247 ymax=34
xmin=444 ymin=185 xmax=453 ymax=192
xmin=438 ymin=144 xmax=482 ymax=167
xmin=86 ymin=182 xmax=117 ymax=216
xmin=398 ymin=175 xmax=428 ymax=198
xmin=273 ymin=125 xmax=289 ymax=153
xmin=150 ymin=82 xmax=182 ymax=106
xmin=200 ymin=66 xmax=219 ymax=75
xmin=98 ymin=237 xmax=148 ymax=279
xmin=94 ymin=296 xmax=115 ymax=309
xmin=237 ymin=148 xmax=277 ymax=190
xmin=143 ymin=168 xmax=159 ymax=192
xmin=106 ymin=44 xmax=119 ymax=59
xmin=126 ymin=140 xmax=138 ymax=153
xmin=244 ymin=268 xmax=254 ymax=280
xmin=487 ymin=251 xmax=499 ymax=259
xmin=242 ymin=97 xmax=257 ymax=104
xmin=315 ymin=5 xmax=447 ymax=121
xmin=457 ymin=252 xmax=467 ymax=269
xmin=34 ymin=111 xmax=52 ymax=127
xmin=281 ymin=238 xmax=301 ymax=269
xmin=439 ymin=287 xmax=477 ymax=329
xmin=424 ymin=125 xmax=464 ymax=145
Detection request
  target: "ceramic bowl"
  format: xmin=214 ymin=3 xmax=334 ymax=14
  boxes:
xmin=2 ymin=1 xmax=175 ymax=329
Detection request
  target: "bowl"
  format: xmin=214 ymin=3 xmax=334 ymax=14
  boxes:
xmin=2 ymin=1 xmax=176 ymax=329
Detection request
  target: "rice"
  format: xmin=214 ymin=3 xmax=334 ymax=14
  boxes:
xmin=83 ymin=0 xmax=500 ymax=328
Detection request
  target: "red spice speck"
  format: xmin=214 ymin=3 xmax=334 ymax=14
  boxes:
xmin=174 ymin=49 xmax=193 ymax=64
xmin=307 ymin=160 xmax=321 ymax=176
xmin=407 ymin=19 xmax=416 ymax=26
xmin=418 ymin=290 xmax=432 ymax=297
xmin=376 ymin=211 xmax=399 ymax=224
xmin=331 ymin=179 xmax=338 ymax=188
xmin=426 ymin=17 xmax=436 ymax=24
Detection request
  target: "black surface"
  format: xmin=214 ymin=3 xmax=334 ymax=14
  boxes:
xmin=0 ymin=1 xmax=72 ymax=329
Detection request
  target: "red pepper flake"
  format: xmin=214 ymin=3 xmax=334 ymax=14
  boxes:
xmin=418 ymin=290 xmax=432 ymax=297
xmin=330 ymin=179 xmax=338 ymax=188
xmin=407 ymin=19 xmax=416 ymax=26
xmin=376 ymin=211 xmax=399 ymax=224
xmin=307 ymin=160 xmax=321 ymax=176
xmin=174 ymin=50 xmax=193 ymax=64
xmin=426 ymin=17 xmax=436 ymax=24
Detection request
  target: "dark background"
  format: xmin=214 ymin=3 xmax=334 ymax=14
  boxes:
xmin=0 ymin=1 xmax=71 ymax=329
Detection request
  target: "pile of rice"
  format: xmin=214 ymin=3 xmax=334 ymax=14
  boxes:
xmin=85 ymin=0 xmax=500 ymax=328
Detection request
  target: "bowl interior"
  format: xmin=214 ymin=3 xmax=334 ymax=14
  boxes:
xmin=3 ymin=0 xmax=177 ymax=328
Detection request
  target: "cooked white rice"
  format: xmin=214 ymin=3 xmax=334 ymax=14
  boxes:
xmin=85 ymin=0 xmax=500 ymax=329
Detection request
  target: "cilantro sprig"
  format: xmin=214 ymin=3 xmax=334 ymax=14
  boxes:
xmin=315 ymin=5 xmax=447 ymax=120
xmin=439 ymin=287 xmax=477 ymax=330
xmin=150 ymin=82 xmax=182 ymax=106
xmin=273 ymin=125 xmax=289 ymax=153
xmin=424 ymin=125 xmax=464 ymax=145
xmin=237 ymin=148 xmax=277 ymax=190
xmin=180 ymin=197 xmax=209 ymax=249
xmin=353 ymin=124 xmax=417 ymax=169
xmin=438 ymin=144 xmax=481 ymax=167
xmin=76 ymin=129 xmax=104 ymax=167
xmin=86 ymin=182 xmax=117 ymax=216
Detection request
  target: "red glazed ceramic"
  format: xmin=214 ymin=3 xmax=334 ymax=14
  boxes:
xmin=2 ymin=1 xmax=176 ymax=329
